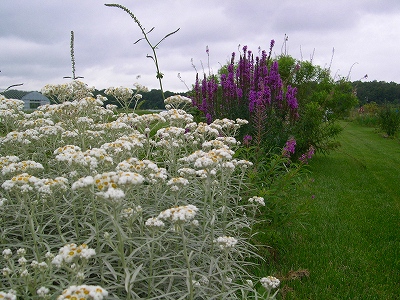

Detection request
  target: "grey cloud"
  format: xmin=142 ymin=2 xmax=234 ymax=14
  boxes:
xmin=1 ymin=0 xmax=400 ymax=92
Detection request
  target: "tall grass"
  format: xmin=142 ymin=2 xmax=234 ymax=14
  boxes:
xmin=259 ymin=121 xmax=400 ymax=299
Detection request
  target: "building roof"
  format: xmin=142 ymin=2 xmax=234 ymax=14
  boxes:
xmin=0 ymin=89 xmax=29 ymax=100
xmin=21 ymin=91 xmax=49 ymax=101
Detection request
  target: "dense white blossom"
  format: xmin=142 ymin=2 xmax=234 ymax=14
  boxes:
xmin=260 ymin=276 xmax=280 ymax=289
xmin=52 ymin=243 xmax=96 ymax=267
xmin=36 ymin=286 xmax=50 ymax=297
xmin=214 ymin=236 xmax=238 ymax=250
xmin=1 ymin=160 xmax=44 ymax=175
xmin=158 ymin=204 xmax=198 ymax=224
xmin=248 ymin=196 xmax=265 ymax=206
xmin=164 ymin=95 xmax=193 ymax=110
xmin=145 ymin=217 xmax=165 ymax=228
xmin=0 ymin=290 xmax=17 ymax=300
xmin=57 ymin=285 xmax=108 ymax=300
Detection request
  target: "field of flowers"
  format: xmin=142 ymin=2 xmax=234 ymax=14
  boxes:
xmin=0 ymin=88 xmax=280 ymax=299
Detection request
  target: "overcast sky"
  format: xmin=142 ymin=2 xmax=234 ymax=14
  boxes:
xmin=1 ymin=0 xmax=400 ymax=93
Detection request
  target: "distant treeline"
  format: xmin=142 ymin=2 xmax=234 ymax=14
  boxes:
xmin=95 ymin=89 xmax=187 ymax=110
xmin=1 ymin=89 xmax=186 ymax=110
xmin=1 ymin=89 xmax=30 ymax=99
xmin=353 ymin=80 xmax=400 ymax=105
xmin=4 ymin=80 xmax=400 ymax=109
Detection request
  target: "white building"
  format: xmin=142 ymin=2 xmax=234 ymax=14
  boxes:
xmin=21 ymin=91 xmax=50 ymax=110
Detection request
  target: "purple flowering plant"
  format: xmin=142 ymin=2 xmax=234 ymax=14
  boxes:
xmin=282 ymin=137 xmax=296 ymax=158
xmin=191 ymin=42 xmax=300 ymax=153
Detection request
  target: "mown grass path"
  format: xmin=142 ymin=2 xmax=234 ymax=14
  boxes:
xmin=277 ymin=121 xmax=400 ymax=299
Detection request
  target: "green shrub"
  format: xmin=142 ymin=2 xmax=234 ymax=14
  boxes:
xmin=378 ymin=104 xmax=400 ymax=136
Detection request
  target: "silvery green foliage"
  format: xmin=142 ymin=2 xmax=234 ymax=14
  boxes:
xmin=0 ymin=93 xmax=278 ymax=299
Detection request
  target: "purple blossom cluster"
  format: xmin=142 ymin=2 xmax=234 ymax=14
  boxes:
xmin=191 ymin=42 xmax=299 ymax=143
xmin=243 ymin=134 xmax=252 ymax=146
xmin=192 ymin=73 xmax=219 ymax=123
xmin=299 ymin=145 xmax=315 ymax=164
xmin=282 ymin=137 xmax=296 ymax=158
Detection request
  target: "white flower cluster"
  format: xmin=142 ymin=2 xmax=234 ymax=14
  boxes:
xmin=1 ymin=248 xmax=49 ymax=284
xmin=0 ymin=96 xmax=24 ymax=110
xmin=117 ymin=157 xmax=157 ymax=173
xmin=145 ymin=217 xmax=165 ymax=228
xmin=76 ymin=116 xmax=94 ymax=125
xmin=235 ymin=118 xmax=249 ymax=126
xmin=125 ymin=113 xmax=166 ymax=131
xmin=157 ymin=204 xmax=198 ymax=224
xmin=100 ymin=133 xmax=145 ymax=155
xmin=116 ymin=158 xmax=167 ymax=183
xmin=189 ymin=122 xmax=220 ymax=140
xmin=260 ymin=276 xmax=280 ymax=289
xmin=121 ymin=206 xmax=142 ymax=218
xmin=36 ymin=286 xmax=50 ymax=297
xmin=0 ymin=109 xmax=15 ymax=119
xmin=182 ymin=148 xmax=234 ymax=169
xmin=41 ymin=80 xmax=94 ymax=103
xmin=1 ymin=160 xmax=44 ymax=176
xmin=94 ymin=119 xmax=131 ymax=131
xmin=0 ymin=129 xmax=39 ymax=145
xmin=30 ymin=260 xmax=48 ymax=270
xmin=0 ymin=289 xmax=17 ymax=300
xmin=105 ymin=86 xmax=145 ymax=110
xmin=167 ymin=177 xmax=189 ymax=191
xmin=2 ymin=249 xmax=12 ymax=259
xmin=248 ymin=196 xmax=265 ymax=206
xmin=201 ymin=136 xmax=239 ymax=150
xmin=177 ymin=167 xmax=196 ymax=177
xmin=96 ymin=187 xmax=125 ymax=201
xmin=0 ymin=156 xmax=20 ymax=169
xmin=156 ymin=126 xmax=186 ymax=140
xmin=54 ymin=145 xmax=113 ymax=170
xmin=72 ymin=171 xmax=145 ymax=201
xmin=164 ymin=95 xmax=193 ymax=110
xmin=105 ymin=86 xmax=134 ymax=100
xmin=214 ymin=236 xmax=238 ymax=250
xmin=133 ymin=82 xmax=149 ymax=93
xmin=211 ymin=118 xmax=240 ymax=132
xmin=201 ymin=139 xmax=229 ymax=150
xmin=19 ymin=118 xmax=54 ymax=129
xmin=1 ymin=173 xmax=68 ymax=194
xmin=155 ymin=126 xmax=190 ymax=150
xmin=52 ymin=243 xmax=96 ymax=268
xmin=57 ymin=285 xmax=108 ymax=300
xmin=159 ymin=109 xmax=194 ymax=126
xmin=192 ymin=275 xmax=210 ymax=287
xmin=36 ymin=124 xmax=65 ymax=139
xmin=38 ymin=177 xmax=69 ymax=195
xmin=24 ymin=109 xmax=48 ymax=119
xmin=34 ymin=96 xmax=110 ymax=127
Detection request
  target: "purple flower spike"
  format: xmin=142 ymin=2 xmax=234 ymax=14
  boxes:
xmin=286 ymin=85 xmax=298 ymax=110
xmin=243 ymin=134 xmax=253 ymax=146
xmin=299 ymin=145 xmax=315 ymax=164
xmin=206 ymin=113 xmax=212 ymax=124
xmin=282 ymin=137 xmax=296 ymax=158
xmin=270 ymin=39 xmax=275 ymax=51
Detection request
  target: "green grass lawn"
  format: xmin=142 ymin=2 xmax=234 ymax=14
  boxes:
xmin=259 ymin=121 xmax=400 ymax=299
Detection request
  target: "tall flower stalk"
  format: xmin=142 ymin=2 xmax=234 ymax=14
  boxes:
xmin=105 ymin=3 xmax=180 ymax=100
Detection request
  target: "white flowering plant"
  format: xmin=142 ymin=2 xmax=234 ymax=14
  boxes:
xmin=105 ymin=82 xmax=148 ymax=113
xmin=41 ymin=80 xmax=95 ymax=103
xmin=0 ymin=95 xmax=25 ymax=133
xmin=0 ymin=88 xmax=280 ymax=299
